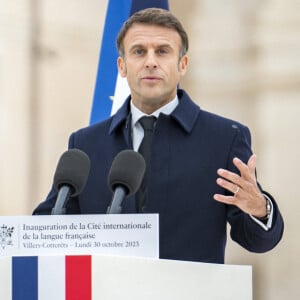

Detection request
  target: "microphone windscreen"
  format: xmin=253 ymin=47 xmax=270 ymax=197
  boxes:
xmin=108 ymin=150 xmax=146 ymax=197
xmin=53 ymin=149 xmax=90 ymax=196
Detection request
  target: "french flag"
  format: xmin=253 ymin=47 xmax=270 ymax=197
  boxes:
xmin=89 ymin=0 xmax=169 ymax=124
xmin=1 ymin=256 xmax=92 ymax=299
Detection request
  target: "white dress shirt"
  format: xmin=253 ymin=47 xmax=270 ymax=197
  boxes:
xmin=130 ymin=96 xmax=179 ymax=151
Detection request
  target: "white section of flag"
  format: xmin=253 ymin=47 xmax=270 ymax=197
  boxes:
xmin=111 ymin=74 xmax=131 ymax=115
xmin=38 ymin=256 xmax=65 ymax=300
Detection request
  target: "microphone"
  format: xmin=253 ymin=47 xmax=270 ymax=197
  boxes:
xmin=107 ymin=150 xmax=146 ymax=214
xmin=51 ymin=149 xmax=91 ymax=215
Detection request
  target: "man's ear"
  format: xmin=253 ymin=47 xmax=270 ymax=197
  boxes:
xmin=179 ymin=54 xmax=189 ymax=76
xmin=117 ymin=56 xmax=127 ymax=77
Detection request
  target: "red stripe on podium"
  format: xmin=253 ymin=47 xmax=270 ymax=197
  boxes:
xmin=66 ymin=255 xmax=92 ymax=300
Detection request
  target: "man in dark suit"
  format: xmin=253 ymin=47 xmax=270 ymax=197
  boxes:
xmin=33 ymin=8 xmax=284 ymax=263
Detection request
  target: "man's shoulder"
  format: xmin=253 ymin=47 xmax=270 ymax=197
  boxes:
xmin=176 ymin=89 xmax=249 ymax=134
xmin=72 ymin=96 xmax=131 ymax=137
xmin=197 ymin=110 xmax=250 ymax=141
xmin=72 ymin=117 xmax=113 ymax=138
xmin=199 ymin=109 xmax=246 ymax=127
xmin=179 ymin=90 xmax=246 ymax=126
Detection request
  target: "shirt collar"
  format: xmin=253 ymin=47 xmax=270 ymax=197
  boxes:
xmin=109 ymin=89 xmax=200 ymax=135
xmin=130 ymin=95 xmax=179 ymax=129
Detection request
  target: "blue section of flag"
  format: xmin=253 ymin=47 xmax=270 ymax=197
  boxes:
xmin=90 ymin=0 xmax=169 ymax=125
xmin=130 ymin=0 xmax=169 ymax=14
xmin=12 ymin=256 xmax=38 ymax=300
xmin=90 ymin=0 xmax=131 ymax=125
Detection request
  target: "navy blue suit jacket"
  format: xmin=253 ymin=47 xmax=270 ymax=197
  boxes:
xmin=34 ymin=89 xmax=284 ymax=263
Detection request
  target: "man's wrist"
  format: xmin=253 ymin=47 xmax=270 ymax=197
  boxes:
xmin=257 ymin=198 xmax=272 ymax=221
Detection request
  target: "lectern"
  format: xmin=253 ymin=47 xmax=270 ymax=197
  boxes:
xmin=0 ymin=254 xmax=252 ymax=300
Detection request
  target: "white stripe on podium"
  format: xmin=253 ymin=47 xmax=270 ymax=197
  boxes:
xmin=38 ymin=256 xmax=65 ymax=300
xmin=0 ymin=257 xmax=11 ymax=299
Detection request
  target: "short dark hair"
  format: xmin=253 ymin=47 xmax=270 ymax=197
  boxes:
xmin=117 ymin=8 xmax=189 ymax=58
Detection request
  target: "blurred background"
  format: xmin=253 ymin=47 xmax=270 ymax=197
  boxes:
xmin=0 ymin=0 xmax=299 ymax=299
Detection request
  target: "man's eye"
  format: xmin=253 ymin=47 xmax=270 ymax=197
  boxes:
xmin=134 ymin=49 xmax=144 ymax=55
xmin=158 ymin=48 xmax=168 ymax=54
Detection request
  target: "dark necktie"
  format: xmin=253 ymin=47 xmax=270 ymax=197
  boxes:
xmin=136 ymin=116 xmax=157 ymax=212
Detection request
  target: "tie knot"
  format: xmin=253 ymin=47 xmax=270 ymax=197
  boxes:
xmin=139 ymin=116 xmax=156 ymax=132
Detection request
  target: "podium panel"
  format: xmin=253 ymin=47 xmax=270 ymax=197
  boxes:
xmin=0 ymin=255 xmax=252 ymax=300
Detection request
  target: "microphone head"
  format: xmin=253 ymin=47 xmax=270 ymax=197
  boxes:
xmin=108 ymin=150 xmax=146 ymax=197
xmin=53 ymin=149 xmax=91 ymax=197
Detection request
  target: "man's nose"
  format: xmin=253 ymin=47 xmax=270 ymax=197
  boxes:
xmin=145 ymin=52 xmax=157 ymax=69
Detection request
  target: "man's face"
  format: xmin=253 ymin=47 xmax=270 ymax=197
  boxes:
xmin=118 ymin=24 xmax=188 ymax=114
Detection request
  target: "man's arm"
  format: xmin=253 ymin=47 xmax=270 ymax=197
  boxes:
xmin=213 ymin=125 xmax=284 ymax=252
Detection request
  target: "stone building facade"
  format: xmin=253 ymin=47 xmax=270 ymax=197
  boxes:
xmin=0 ymin=1 xmax=299 ymax=299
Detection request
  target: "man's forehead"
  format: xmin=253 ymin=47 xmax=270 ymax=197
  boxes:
xmin=123 ymin=24 xmax=181 ymax=46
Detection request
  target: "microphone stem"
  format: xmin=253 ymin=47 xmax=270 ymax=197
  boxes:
xmin=107 ymin=187 xmax=126 ymax=214
xmin=51 ymin=185 xmax=71 ymax=215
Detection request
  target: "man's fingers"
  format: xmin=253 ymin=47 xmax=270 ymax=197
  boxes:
xmin=217 ymin=155 xmax=258 ymax=195
xmin=217 ymin=168 xmax=240 ymax=182
xmin=233 ymin=155 xmax=256 ymax=181
xmin=216 ymin=177 xmax=240 ymax=194
xmin=247 ymin=154 xmax=257 ymax=174
xmin=213 ymin=193 xmax=236 ymax=205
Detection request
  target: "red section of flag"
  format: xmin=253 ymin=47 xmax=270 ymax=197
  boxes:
xmin=66 ymin=255 xmax=92 ymax=300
